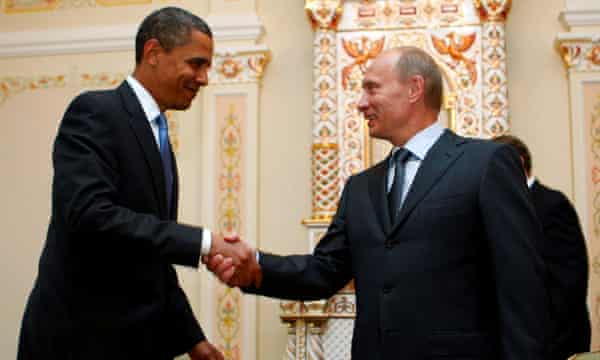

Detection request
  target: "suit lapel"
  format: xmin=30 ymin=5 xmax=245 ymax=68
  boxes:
xmin=171 ymin=148 xmax=179 ymax=220
xmin=117 ymin=81 xmax=168 ymax=218
xmin=390 ymin=130 xmax=465 ymax=236
xmin=368 ymin=159 xmax=393 ymax=234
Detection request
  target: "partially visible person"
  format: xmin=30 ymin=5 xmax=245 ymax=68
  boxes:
xmin=17 ymin=7 xmax=248 ymax=360
xmin=494 ymin=134 xmax=590 ymax=360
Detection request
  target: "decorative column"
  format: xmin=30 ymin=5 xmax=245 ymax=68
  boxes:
xmin=475 ymin=0 xmax=512 ymax=137
xmin=556 ymin=29 xmax=600 ymax=349
xmin=200 ymin=4 xmax=269 ymax=358
xmin=305 ymin=0 xmax=343 ymax=223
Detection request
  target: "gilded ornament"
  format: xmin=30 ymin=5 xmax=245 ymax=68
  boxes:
xmin=559 ymin=44 xmax=581 ymax=69
xmin=219 ymin=58 xmax=242 ymax=79
xmin=474 ymin=0 xmax=512 ymax=22
xmin=341 ymin=36 xmax=385 ymax=90
xmin=432 ymin=32 xmax=478 ymax=86
xmin=588 ymin=46 xmax=600 ymax=66
xmin=305 ymin=0 xmax=343 ymax=31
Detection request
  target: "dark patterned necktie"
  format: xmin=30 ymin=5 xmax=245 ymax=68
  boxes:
xmin=156 ymin=113 xmax=173 ymax=215
xmin=388 ymin=148 xmax=411 ymax=223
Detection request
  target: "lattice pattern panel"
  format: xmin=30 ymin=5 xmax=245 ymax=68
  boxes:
xmin=322 ymin=319 xmax=354 ymax=360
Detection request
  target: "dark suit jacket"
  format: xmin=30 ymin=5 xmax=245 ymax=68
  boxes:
xmin=530 ymin=181 xmax=590 ymax=360
xmin=250 ymin=130 xmax=551 ymax=360
xmin=18 ymin=82 xmax=206 ymax=360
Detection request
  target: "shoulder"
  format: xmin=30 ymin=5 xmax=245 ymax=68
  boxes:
xmin=68 ymin=87 xmax=120 ymax=111
xmin=532 ymin=182 xmax=570 ymax=209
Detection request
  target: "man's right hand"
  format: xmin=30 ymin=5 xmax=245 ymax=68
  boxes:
xmin=204 ymin=235 xmax=262 ymax=288
xmin=188 ymin=340 xmax=224 ymax=360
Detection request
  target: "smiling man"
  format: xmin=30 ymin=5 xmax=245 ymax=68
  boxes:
xmin=17 ymin=7 xmax=243 ymax=360
xmin=207 ymin=47 xmax=553 ymax=360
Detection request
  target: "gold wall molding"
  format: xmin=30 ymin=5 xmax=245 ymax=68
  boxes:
xmin=556 ymin=34 xmax=600 ymax=72
xmin=0 ymin=75 xmax=66 ymax=106
xmin=336 ymin=0 xmax=484 ymax=31
xmin=305 ymin=0 xmax=343 ymax=31
xmin=209 ymin=46 xmax=270 ymax=85
xmin=3 ymin=0 xmax=153 ymax=13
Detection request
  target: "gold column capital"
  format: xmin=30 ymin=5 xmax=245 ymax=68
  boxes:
xmin=305 ymin=0 xmax=343 ymax=31
xmin=555 ymin=34 xmax=600 ymax=71
xmin=475 ymin=0 xmax=512 ymax=22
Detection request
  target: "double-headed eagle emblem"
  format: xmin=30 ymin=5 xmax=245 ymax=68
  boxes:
xmin=341 ymin=36 xmax=385 ymax=90
xmin=431 ymin=32 xmax=477 ymax=86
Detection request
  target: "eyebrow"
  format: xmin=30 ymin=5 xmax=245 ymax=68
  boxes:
xmin=362 ymin=79 xmax=378 ymax=88
xmin=187 ymin=57 xmax=211 ymax=67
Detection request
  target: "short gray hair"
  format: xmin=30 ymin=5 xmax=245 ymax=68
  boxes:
xmin=135 ymin=7 xmax=212 ymax=64
xmin=393 ymin=46 xmax=443 ymax=111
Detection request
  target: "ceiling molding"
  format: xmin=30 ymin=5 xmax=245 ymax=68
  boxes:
xmin=0 ymin=14 xmax=263 ymax=58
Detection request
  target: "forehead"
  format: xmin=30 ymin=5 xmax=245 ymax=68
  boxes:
xmin=366 ymin=52 xmax=398 ymax=76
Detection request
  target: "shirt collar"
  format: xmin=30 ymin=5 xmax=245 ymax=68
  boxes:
xmin=390 ymin=121 xmax=445 ymax=162
xmin=527 ymin=176 xmax=535 ymax=188
xmin=126 ymin=75 xmax=161 ymax=124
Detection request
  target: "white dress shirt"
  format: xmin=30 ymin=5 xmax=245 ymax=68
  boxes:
xmin=126 ymin=76 xmax=212 ymax=257
xmin=387 ymin=121 xmax=445 ymax=204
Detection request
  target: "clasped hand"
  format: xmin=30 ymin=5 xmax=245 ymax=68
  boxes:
xmin=202 ymin=234 xmax=262 ymax=288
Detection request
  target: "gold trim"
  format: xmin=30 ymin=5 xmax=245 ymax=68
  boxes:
xmin=96 ymin=0 xmax=150 ymax=6
xmin=3 ymin=0 xmax=60 ymax=13
xmin=302 ymin=217 xmax=333 ymax=226
xmin=312 ymin=143 xmax=339 ymax=150
xmin=474 ymin=0 xmax=512 ymax=22
xmin=305 ymin=0 xmax=343 ymax=31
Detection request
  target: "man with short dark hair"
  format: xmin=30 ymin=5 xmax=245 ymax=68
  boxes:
xmin=494 ymin=134 xmax=591 ymax=360
xmin=18 ymin=7 xmax=247 ymax=360
xmin=207 ymin=47 xmax=552 ymax=359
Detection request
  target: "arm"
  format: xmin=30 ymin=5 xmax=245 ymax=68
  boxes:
xmin=542 ymin=193 xmax=589 ymax=321
xmin=53 ymin=92 xmax=204 ymax=267
xmin=245 ymin=178 xmax=354 ymax=300
xmin=479 ymin=145 xmax=551 ymax=359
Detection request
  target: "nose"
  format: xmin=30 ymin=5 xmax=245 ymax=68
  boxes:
xmin=357 ymin=92 xmax=368 ymax=112
xmin=196 ymin=67 xmax=209 ymax=86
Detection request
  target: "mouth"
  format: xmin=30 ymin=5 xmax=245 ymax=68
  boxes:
xmin=183 ymin=85 xmax=199 ymax=96
xmin=364 ymin=114 xmax=377 ymax=127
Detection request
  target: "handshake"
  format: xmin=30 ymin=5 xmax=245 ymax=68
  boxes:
xmin=202 ymin=234 xmax=262 ymax=288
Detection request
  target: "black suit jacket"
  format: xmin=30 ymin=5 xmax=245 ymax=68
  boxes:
xmin=250 ymin=130 xmax=551 ymax=360
xmin=18 ymin=82 xmax=206 ymax=360
xmin=530 ymin=181 xmax=590 ymax=359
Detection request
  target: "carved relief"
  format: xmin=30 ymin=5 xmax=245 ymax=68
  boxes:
xmin=557 ymin=40 xmax=600 ymax=73
xmin=305 ymin=0 xmax=343 ymax=31
xmin=0 ymin=75 xmax=65 ymax=106
xmin=209 ymin=51 xmax=270 ymax=84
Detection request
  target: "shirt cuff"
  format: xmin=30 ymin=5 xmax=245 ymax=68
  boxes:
xmin=201 ymin=228 xmax=212 ymax=256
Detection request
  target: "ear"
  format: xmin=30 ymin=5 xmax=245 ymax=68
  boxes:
xmin=142 ymin=38 xmax=163 ymax=67
xmin=407 ymin=75 xmax=425 ymax=104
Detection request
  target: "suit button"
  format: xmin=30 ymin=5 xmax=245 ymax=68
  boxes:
xmin=385 ymin=240 xmax=393 ymax=249
xmin=382 ymin=286 xmax=392 ymax=294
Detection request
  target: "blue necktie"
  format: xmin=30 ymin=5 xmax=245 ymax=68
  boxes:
xmin=156 ymin=114 xmax=173 ymax=215
xmin=388 ymin=148 xmax=411 ymax=223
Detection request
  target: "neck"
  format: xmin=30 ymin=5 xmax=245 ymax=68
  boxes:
xmin=132 ymin=67 xmax=165 ymax=112
xmin=389 ymin=108 xmax=439 ymax=147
